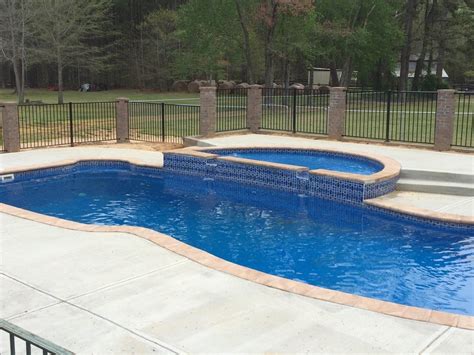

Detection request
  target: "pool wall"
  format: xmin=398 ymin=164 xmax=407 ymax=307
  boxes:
xmin=163 ymin=147 xmax=401 ymax=203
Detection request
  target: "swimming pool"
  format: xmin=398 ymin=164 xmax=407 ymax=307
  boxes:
xmin=1 ymin=161 xmax=472 ymax=316
xmin=206 ymin=148 xmax=383 ymax=175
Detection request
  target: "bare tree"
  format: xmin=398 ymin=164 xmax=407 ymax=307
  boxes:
xmin=0 ymin=0 xmax=34 ymax=103
xmin=33 ymin=0 xmax=112 ymax=103
xmin=399 ymin=0 xmax=419 ymax=91
xmin=234 ymin=0 xmax=255 ymax=84
xmin=412 ymin=0 xmax=436 ymax=91
xmin=258 ymin=0 xmax=313 ymax=87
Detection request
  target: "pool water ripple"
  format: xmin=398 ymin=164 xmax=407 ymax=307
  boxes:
xmin=216 ymin=149 xmax=383 ymax=174
xmin=0 ymin=167 xmax=472 ymax=316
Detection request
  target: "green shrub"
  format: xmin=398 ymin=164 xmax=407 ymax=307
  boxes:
xmin=420 ymin=74 xmax=449 ymax=91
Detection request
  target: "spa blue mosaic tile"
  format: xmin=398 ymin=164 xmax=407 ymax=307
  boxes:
xmin=307 ymin=174 xmax=365 ymax=202
xmin=214 ymin=160 xmax=303 ymax=192
xmin=4 ymin=160 xmax=165 ymax=185
xmin=164 ymin=154 xmax=215 ymax=176
xmin=363 ymin=176 xmax=399 ymax=200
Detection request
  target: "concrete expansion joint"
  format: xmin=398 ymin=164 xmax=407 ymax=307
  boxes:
xmin=65 ymin=259 xmax=190 ymax=303
xmin=2 ymin=272 xmax=185 ymax=354
xmin=418 ymin=326 xmax=452 ymax=354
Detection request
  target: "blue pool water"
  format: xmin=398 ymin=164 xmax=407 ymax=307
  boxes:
xmin=1 ymin=163 xmax=473 ymax=315
xmin=213 ymin=149 xmax=383 ymax=175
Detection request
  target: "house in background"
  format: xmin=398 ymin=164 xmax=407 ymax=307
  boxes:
xmin=306 ymin=67 xmax=358 ymax=88
xmin=394 ymin=54 xmax=449 ymax=89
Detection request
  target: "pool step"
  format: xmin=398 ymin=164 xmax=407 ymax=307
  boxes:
xmin=397 ymin=170 xmax=474 ymax=196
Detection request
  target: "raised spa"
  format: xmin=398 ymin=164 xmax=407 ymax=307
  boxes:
xmin=0 ymin=161 xmax=472 ymax=316
xmin=205 ymin=148 xmax=383 ymax=175
xmin=163 ymin=147 xmax=401 ymax=203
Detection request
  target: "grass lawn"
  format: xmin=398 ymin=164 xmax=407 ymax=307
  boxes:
xmin=0 ymin=88 xmax=199 ymax=104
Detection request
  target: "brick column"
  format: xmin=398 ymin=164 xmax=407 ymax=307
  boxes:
xmin=116 ymin=97 xmax=129 ymax=143
xmin=199 ymin=86 xmax=217 ymax=136
xmin=1 ymin=102 xmax=20 ymax=152
xmin=328 ymin=87 xmax=346 ymax=140
xmin=247 ymin=85 xmax=262 ymax=132
xmin=434 ymin=89 xmax=455 ymax=151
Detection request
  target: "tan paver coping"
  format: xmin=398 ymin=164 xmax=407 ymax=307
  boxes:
xmin=365 ymin=198 xmax=474 ymax=225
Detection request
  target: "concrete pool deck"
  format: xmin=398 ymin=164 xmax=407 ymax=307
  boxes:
xmin=1 ymin=213 xmax=473 ymax=354
xmin=0 ymin=140 xmax=473 ymax=353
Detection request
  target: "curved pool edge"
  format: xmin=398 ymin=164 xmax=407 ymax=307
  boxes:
xmin=1 ymin=201 xmax=472 ymax=330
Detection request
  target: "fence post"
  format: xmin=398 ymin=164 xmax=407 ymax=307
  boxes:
xmin=247 ymin=85 xmax=262 ymax=132
xmin=434 ymin=89 xmax=455 ymax=151
xmin=1 ymin=102 xmax=20 ymax=152
xmin=199 ymin=86 xmax=217 ymax=136
xmin=292 ymin=88 xmax=297 ymax=133
xmin=116 ymin=97 xmax=129 ymax=143
xmin=68 ymin=102 xmax=74 ymax=146
xmin=328 ymin=87 xmax=346 ymax=140
xmin=385 ymin=91 xmax=392 ymax=142
xmin=161 ymin=102 xmax=165 ymax=142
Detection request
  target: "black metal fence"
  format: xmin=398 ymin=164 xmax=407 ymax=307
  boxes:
xmin=129 ymin=102 xmax=199 ymax=144
xmin=216 ymin=88 xmax=248 ymax=132
xmin=2 ymin=90 xmax=472 ymax=152
xmin=1 ymin=319 xmax=74 ymax=354
xmin=18 ymin=102 xmax=116 ymax=149
xmin=345 ymin=90 xmax=437 ymax=144
xmin=453 ymin=92 xmax=473 ymax=147
xmin=261 ymin=88 xmax=328 ymax=134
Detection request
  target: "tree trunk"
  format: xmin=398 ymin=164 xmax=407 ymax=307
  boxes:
xmin=0 ymin=63 xmax=5 ymax=88
xmin=413 ymin=0 xmax=434 ymax=91
xmin=264 ymin=1 xmax=278 ymax=88
xmin=19 ymin=58 xmax=25 ymax=103
xmin=399 ymin=0 xmax=417 ymax=91
xmin=427 ymin=48 xmax=433 ymax=74
xmin=436 ymin=39 xmax=445 ymax=80
xmin=284 ymin=60 xmax=290 ymax=89
xmin=235 ymin=0 xmax=255 ymax=84
xmin=329 ymin=62 xmax=339 ymax=86
xmin=12 ymin=58 xmax=23 ymax=103
xmin=264 ymin=50 xmax=274 ymax=87
xmin=57 ymin=56 xmax=64 ymax=104
xmin=374 ymin=59 xmax=384 ymax=90
xmin=340 ymin=57 xmax=353 ymax=87
xmin=435 ymin=1 xmax=447 ymax=81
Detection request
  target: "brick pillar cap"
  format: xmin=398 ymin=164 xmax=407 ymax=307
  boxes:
xmin=0 ymin=101 xmax=18 ymax=105
xmin=249 ymin=84 xmax=263 ymax=89
xmin=200 ymin=86 xmax=216 ymax=91
xmin=116 ymin=97 xmax=129 ymax=102
xmin=329 ymin=87 xmax=347 ymax=91
xmin=437 ymin=89 xmax=455 ymax=93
